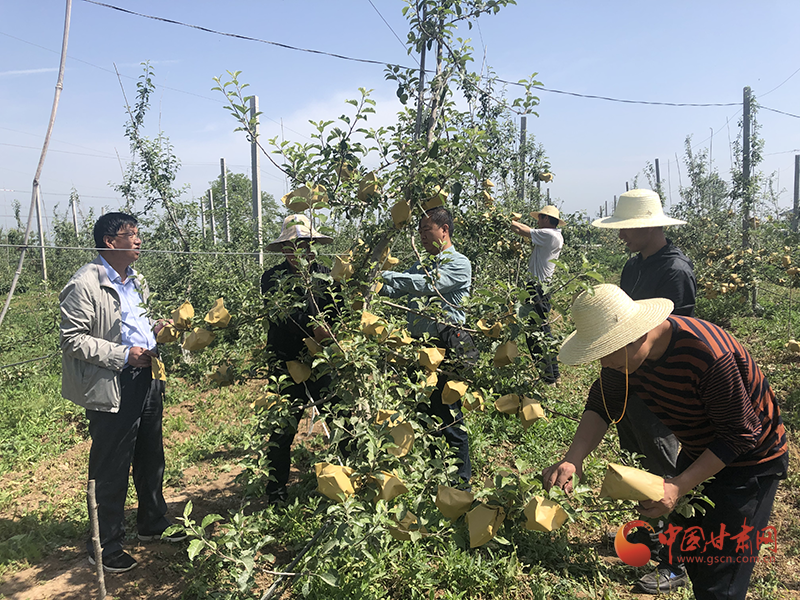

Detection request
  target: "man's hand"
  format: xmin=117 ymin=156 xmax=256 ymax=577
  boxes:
xmin=128 ymin=346 xmax=156 ymax=368
xmin=542 ymin=459 xmax=583 ymax=493
xmin=637 ymin=479 xmax=682 ymax=518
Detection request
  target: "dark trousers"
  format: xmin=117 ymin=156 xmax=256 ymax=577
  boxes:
xmin=675 ymin=453 xmax=788 ymax=600
xmin=524 ymin=282 xmax=559 ymax=383
xmin=617 ymin=393 xmax=680 ymax=566
xmin=422 ymin=375 xmax=471 ymax=483
xmin=86 ymin=367 xmax=169 ymax=557
xmin=266 ymin=374 xmax=339 ymax=491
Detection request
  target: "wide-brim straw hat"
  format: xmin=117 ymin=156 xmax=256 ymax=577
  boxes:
xmin=592 ymin=189 xmax=686 ymax=229
xmin=530 ymin=205 xmax=566 ymax=227
xmin=558 ymin=284 xmax=674 ymax=365
xmin=266 ymin=214 xmax=332 ymax=251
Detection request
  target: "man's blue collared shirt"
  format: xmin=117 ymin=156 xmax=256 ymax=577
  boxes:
xmin=379 ymin=246 xmax=471 ymax=338
xmin=100 ymin=256 xmax=156 ymax=362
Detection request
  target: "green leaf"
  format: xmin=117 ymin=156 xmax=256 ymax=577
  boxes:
xmin=201 ymin=514 xmax=224 ymax=529
xmin=318 ymin=570 xmax=338 ymax=587
xmin=187 ymin=539 xmax=204 ymax=561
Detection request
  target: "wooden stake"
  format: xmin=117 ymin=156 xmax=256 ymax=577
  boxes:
xmin=88 ymin=480 xmax=107 ymax=599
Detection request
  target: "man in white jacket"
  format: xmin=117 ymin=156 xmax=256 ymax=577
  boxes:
xmin=60 ymin=212 xmax=184 ymax=574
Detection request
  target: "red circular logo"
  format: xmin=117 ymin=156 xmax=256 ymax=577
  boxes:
xmin=614 ymin=520 xmax=655 ymax=567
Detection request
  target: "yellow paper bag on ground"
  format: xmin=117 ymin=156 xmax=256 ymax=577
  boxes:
xmin=286 ymin=360 xmax=311 ymax=383
xmin=435 ymin=485 xmax=474 ymax=520
xmin=171 ymin=301 xmax=194 ymax=330
xmin=419 ymin=347 xmax=446 ymax=371
xmin=494 ymin=393 xmax=520 ymax=414
xmin=442 ymin=380 xmax=468 ymax=405
xmin=493 ymin=341 xmax=519 ymax=368
xmin=156 ymin=324 xmax=180 ymax=344
xmin=182 ymin=327 xmax=216 ymax=351
xmin=391 ymin=200 xmax=411 ymax=228
xmin=314 ymin=462 xmax=356 ymax=502
xmin=371 ymin=471 xmax=409 ymax=502
xmin=389 ymin=511 xmax=427 ymax=541
xmin=204 ymin=298 xmax=231 ymax=327
xmin=519 ymin=396 xmax=546 ymax=429
xmin=477 ymin=318 xmax=502 ymax=338
xmin=524 ymin=496 xmax=568 ymax=532
xmin=599 ymin=463 xmax=665 ymax=502
xmin=465 ymin=504 xmax=506 ymax=548
xmin=151 ymin=356 xmax=167 ymax=381
xmin=463 ymin=390 xmax=485 ymax=412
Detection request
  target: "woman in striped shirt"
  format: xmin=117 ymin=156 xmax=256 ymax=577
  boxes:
xmin=543 ymin=285 xmax=788 ymax=600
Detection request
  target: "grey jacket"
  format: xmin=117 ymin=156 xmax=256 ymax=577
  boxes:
xmin=59 ymin=255 xmax=150 ymax=413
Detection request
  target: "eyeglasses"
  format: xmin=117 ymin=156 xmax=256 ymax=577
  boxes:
xmin=112 ymin=231 xmax=142 ymax=241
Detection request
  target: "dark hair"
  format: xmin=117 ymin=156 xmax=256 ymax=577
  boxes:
xmin=420 ymin=206 xmax=454 ymax=236
xmin=547 ymin=215 xmax=560 ymax=227
xmin=94 ymin=212 xmax=138 ymax=249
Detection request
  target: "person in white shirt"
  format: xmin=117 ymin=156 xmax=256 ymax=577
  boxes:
xmin=510 ymin=205 xmax=565 ymax=384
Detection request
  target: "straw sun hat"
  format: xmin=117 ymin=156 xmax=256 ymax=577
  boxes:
xmin=266 ymin=214 xmax=332 ymax=251
xmin=530 ymin=205 xmax=566 ymax=227
xmin=592 ymin=189 xmax=686 ymax=229
xmin=558 ymin=284 xmax=674 ymax=365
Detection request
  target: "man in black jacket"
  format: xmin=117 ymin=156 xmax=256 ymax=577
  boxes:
xmin=592 ymin=189 xmax=697 ymax=593
xmin=260 ymin=215 xmax=338 ymax=504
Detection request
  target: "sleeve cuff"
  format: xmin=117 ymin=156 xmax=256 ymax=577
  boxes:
xmin=707 ymin=439 xmax=739 ymax=465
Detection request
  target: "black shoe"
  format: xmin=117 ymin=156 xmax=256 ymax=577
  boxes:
xmin=89 ymin=550 xmax=138 ymax=573
xmin=138 ymin=526 xmax=188 ymax=543
xmin=636 ymin=564 xmax=689 ymax=594
xmin=265 ymin=485 xmax=288 ymax=505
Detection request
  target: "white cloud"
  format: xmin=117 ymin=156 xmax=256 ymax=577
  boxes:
xmin=0 ymin=68 xmax=58 ymax=77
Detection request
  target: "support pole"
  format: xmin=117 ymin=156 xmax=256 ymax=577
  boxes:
xmin=792 ymin=154 xmax=799 ymax=233
xmin=207 ymin=190 xmax=216 ymax=245
xmin=70 ymin=190 xmax=79 ymax=235
xmin=742 ymin=86 xmax=752 ymax=250
xmin=199 ymin=196 xmax=206 ymax=240
xmin=221 ymin=158 xmax=230 ymax=243
xmin=88 ymin=480 xmax=107 ymax=599
xmin=517 ymin=115 xmax=527 ymax=202
xmin=655 ymin=158 xmax=662 ymax=201
xmin=413 ymin=3 xmax=427 ymax=142
xmin=250 ymin=96 xmax=263 ymax=266
xmin=35 ymin=188 xmax=47 ymax=281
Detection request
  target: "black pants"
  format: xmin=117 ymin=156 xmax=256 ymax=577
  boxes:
xmin=421 ymin=375 xmax=472 ymax=483
xmin=86 ymin=367 xmax=169 ymax=557
xmin=674 ymin=452 xmax=788 ymax=600
xmin=524 ymin=282 xmax=559 ymax=383
xmin=265 ymin=374 xmax=340 ymax=491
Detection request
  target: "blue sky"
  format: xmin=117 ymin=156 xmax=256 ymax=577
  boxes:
xmin=1 ymin=0 xmax=799 ymax=235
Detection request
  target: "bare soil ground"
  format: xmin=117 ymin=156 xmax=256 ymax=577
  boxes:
xmin=0 ymin=398 xmax=326 ymax=600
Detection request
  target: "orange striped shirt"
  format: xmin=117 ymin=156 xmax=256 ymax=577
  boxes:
xmin=586 ymin=316 xmax=787 ymax=466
